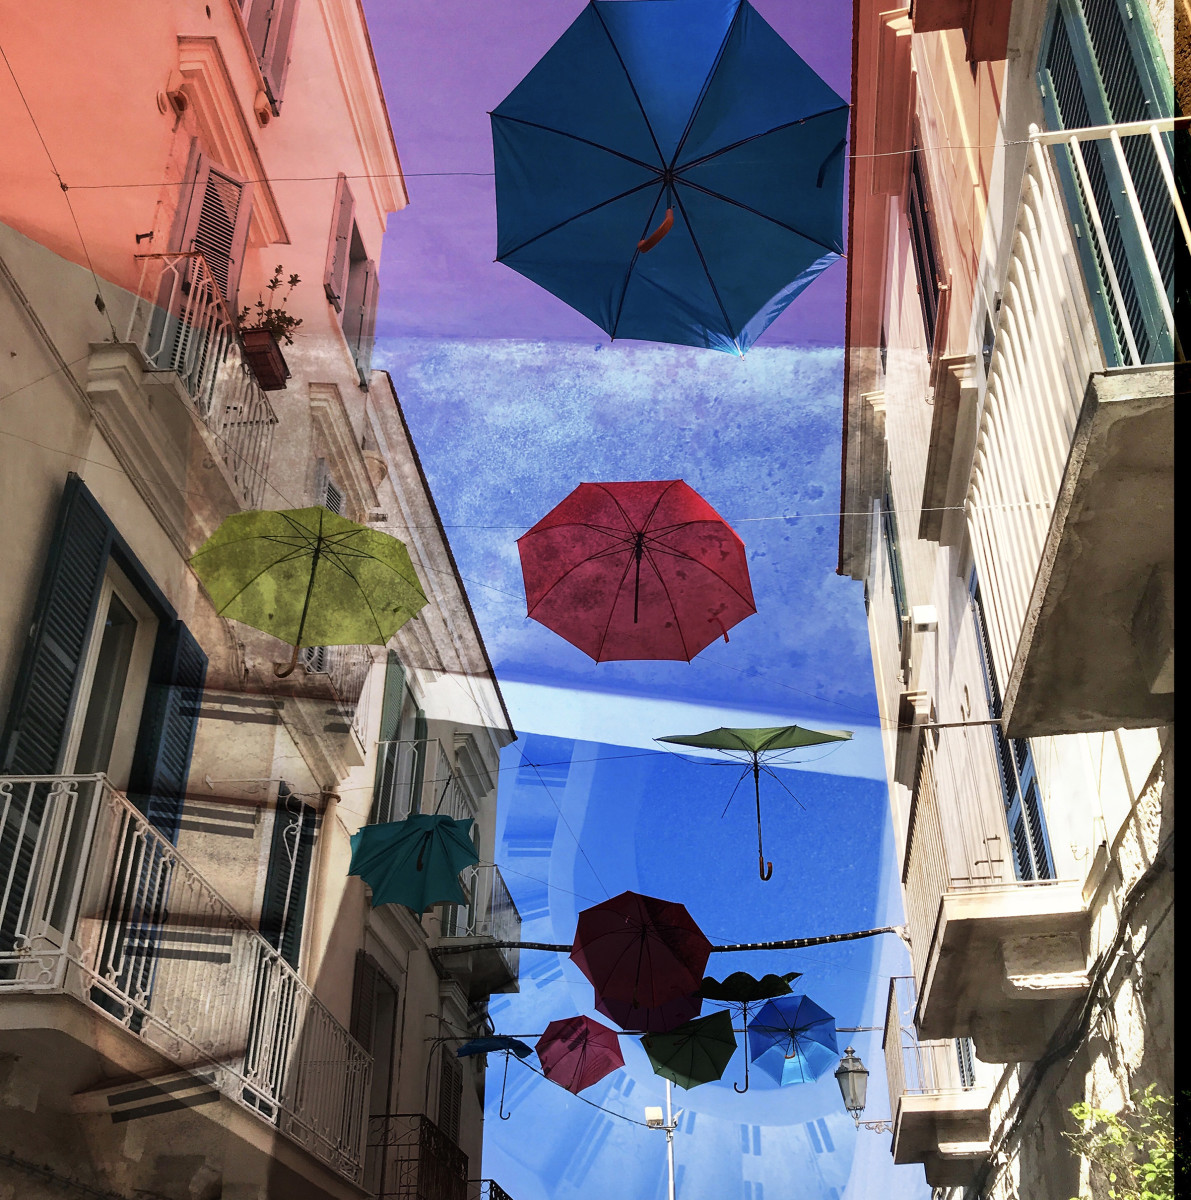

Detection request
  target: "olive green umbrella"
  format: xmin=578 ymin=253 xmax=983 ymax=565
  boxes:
xmin=656 ymin=725 xmax=853 ymax=880
xmin=190 ymin=507 xmax=426 ymax=675
xmin=641 ymin=1010 xmax=737 ymax=1091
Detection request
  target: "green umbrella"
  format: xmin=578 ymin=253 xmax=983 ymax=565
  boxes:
xmin=190 ymin=507 xmax=426 ymax=675
xmin=699 ymin=970 xmax=801 ymax=1092
xmin=656 ymin=725 xmax=853 ymax=880
xmin=641 ymin=1010 xmax=737 ymax=1091
xmin=348 ymin=814 xmax=479 ymax=914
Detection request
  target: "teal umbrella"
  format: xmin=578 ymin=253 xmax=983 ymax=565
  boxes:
xmin=657 ymin=724 xmax=852 ymax=879
xmin=348 ymin=814 xmax=478 ymax=914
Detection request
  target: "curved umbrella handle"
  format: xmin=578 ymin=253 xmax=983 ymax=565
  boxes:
xmin=499 ymin=1051 xmax=513 ymax=1120
xmin=759 ymin=854 xmax=773 ymax=882
xmin=734 ymin=1049 xmax=750 ymax=1093
xmin=637 ymin=207 xmax=674 ymax=254
xmin=274 ymin=643 xmax=301 ymax=678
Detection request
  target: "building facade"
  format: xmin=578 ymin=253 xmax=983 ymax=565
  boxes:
xmin=0 ymin=3 xmax=519 ymax=1197
xmin=840 ymin=0 xmax=1176 ymax=1194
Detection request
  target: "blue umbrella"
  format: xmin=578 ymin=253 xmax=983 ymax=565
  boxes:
xmin=747 ymin=992 xmax=838 ymax=1086
xmin=348 ymin=814 xmax=478 ymax=914
xmin=491 ymin=0 xmax=848 ymax=354
xmin=456 ymin=1037 xmax=533 ymax=1059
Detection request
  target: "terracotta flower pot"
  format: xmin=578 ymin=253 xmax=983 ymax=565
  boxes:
xmin=241 ymin=328 xmax=291 ymax=390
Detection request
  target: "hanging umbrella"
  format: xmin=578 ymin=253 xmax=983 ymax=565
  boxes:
xmin=595 ymin=989 xmax=703 ymax=1034
xmin=642 ymin=1009 xmax=738 ymax=1090
xmin=518 ymin=480 xmax=756 ymax=662
xmin=656 ymin=724 xmax=853 ymax=879
xmin=536 ymin=1016 xmax=625 ymax=1094
xmin=698 ymin=970 xmax=800 ymax=1091
xmin=491 ymin=0 xmax=847 ymax=354
xmin=347 ymin=814 xmax=478 ymax=914
xmin=457 ymin=1036 xmax=533 ymax=1120
xmin=747 ymin=992 xmax=838 ymax=1086
xmin=190 ymin=507 xmax=426 ymax=676
xmin=572 ymin=891 xmax=713 ymax=1010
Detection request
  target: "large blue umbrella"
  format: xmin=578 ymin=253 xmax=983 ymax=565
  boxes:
xmin=747 ymin=992 xmax=839 ymax=1086
xmin=348 ymin=814 xmax=478 ymax=914
xmin=491 ymin=0 xmax=848 ymax=354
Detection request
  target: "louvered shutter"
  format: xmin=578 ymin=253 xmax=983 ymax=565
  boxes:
xmin=350 ymin=950 xmax=381 ymax=1051
xmin=411 ymin=709 xmax=428 ymax=814
xmin=246 ymin=0 xmax=301 ymax=112
xmin=177 ymin=154 xmax=254 ymax=309
xmin=437 ymin=1051 xmax=463 ymax=1143
xmin=259 ymin=786 xmax=318 ymax=968
xmin=324 ymin=174 xmax=355 ymax=311
xmin=127 ymin=621 xmax=208 ymax=844
xmin=906 ymin=152 xmax=943 ymax=354
xmin=370 ymin=651 xmax=407 ymax=824
xmin=353 ymin=259 xmax=379 ymax=384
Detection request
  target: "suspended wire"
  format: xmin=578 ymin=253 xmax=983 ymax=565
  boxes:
xmin=508 ymin=1054 xmax=655 ymax=1127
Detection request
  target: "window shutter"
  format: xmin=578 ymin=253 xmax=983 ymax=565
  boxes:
xmin=370 ymin=651 xmax=407 ymax=824
xmin=437 ymin=1051 xmax=463 ymax=1143
xmin=906 ymin=152 xmax=942 ymax=353
xmin=127 ymin=620 xmax=208 ymax=844
xmin=259 ymin=786 xmax=318 ymax=968
xmin=350 ymin=950 xmax=381 ymax=1051
xmin=411 ymin=709 xmax=428 ymax=814
xmin=353 ymin=259 xmax=380 ymax=384
xmin=324 ymin=174 xmax=355 ymax=311
xmin=1 ymin=473 xmax=111 ymax=773
xmin=175 ymin=152 xmax=253 ymax=309
xmin=248 ymin=0 xmax=301 ymax=112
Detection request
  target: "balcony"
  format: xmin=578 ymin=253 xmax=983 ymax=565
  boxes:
xmin=125 ymin=251 xmax=278 ymax=511
xmin=469 ymin=1183 xmax=515 ymax=1200
xmin=0 ymin=774 xmax=371 ymax=1189
xmin=884 ymin=977 xmax=992 ymax=1188
xmin=301 ymin=643 xmax=377 ymax=746
xmin=365 ymin=1114 xmax=469 ymax=1200
xmin=967 ymin=120 xmax=1180 ymax=737
xmin=902 ymin=734 xmax=1088 ymax=1061
xmin=438 ymin=865 xmax=522 ymax=998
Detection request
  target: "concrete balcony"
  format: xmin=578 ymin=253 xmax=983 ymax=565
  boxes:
xmin=437 ymin=865 xmax=522 ymax=999
xmin=365 ymin=1113 xmax=469 ymax=1200
xmin=0 ymin=774 xmax=370 ymax=1197
xmin=884 ymin=977 xmax=992 ymax=1188
xmin=966 ymin=120 xmax=1179 ymax=738
xmin=902 ymin=737 xmax=1089 ymax=1062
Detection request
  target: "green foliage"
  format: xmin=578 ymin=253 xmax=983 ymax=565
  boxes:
xmin=238 ymin=265 xmax=303 ymax=345
xmin=1065 ymin=1085 xmax=1174 ymax=1200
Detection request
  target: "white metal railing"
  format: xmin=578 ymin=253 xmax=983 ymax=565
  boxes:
xmin=967 ymin=119 xmax=1183 ymax=690
xmin=0 ymin=775 xmax=371 ymax=1181
xmin=302 ymin=644 xmax=375 ymax=743
xmin=440 ymin=864 xmax=521 ymax=993
xmin=884 ymin=976 xmax=976 ymax=1117
xmin=127 ymin=252 xmax=277 ymax=508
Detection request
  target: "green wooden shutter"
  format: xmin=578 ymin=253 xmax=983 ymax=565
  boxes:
xmin=127 ymin=621 xmax=208 ymax=844
xmin=437 ymin=1050 xmax=463 ymax=1143
xmin=411 ymin=709 xmax=428 ymax=814
xmin=350 ymin=950 xmax=380 ymax=1052
xmin=370 ymin=651 xmax=406 ymax=824
xmin=259 ymin=785 xmax=318 ymax=968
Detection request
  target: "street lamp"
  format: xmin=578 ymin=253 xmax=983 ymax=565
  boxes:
xmin=645 ymin=1079 xmax=678 ymax=1199
xmin=834 ymin=1046 xmax=894 ymax=1134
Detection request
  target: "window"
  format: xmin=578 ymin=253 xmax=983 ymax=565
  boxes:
xmin=323 ymin=174 xmax=380 ymax=384
xmin=259 ymin=785 xmax=318 ymax=968
xmin=241 ymin=0 xmax=301 ymax=113
xmin=350 ymin=951 xmax=400 ymax=1115
xmin=969 ymin=574 xmax=1054 ymax=881
xmin=881 ymin=473 xmax=909 ymax=639
xmin=907 ymin=149 xmax=943 ymax=354
xmin=370 ymin=651 xmax=411 ymax=824
xmin=437 ymin=1050 xmax=463 ymax=1143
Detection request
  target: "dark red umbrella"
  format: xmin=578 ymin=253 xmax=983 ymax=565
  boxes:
xmin=571 ymin=890 xmax=713 ymax=1010
xmin=517 ymin=480 xmax=756 ymax=662
xmin=536 ymin=1015 xmax=625 ymax=1094
xmin=594 ymin=989 xmax=704 ymax=1034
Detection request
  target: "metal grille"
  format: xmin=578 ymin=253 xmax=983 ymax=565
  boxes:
xmin=365 ymin=1114 xmax=469 ymax=1200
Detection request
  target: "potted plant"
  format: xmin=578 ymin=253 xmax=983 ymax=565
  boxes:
xmin=238 ymin=265 xmax=302 ymax=390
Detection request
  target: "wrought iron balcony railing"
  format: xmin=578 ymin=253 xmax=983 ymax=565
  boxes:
xmin=365 ymin=1113 xmax=469 ymax=1200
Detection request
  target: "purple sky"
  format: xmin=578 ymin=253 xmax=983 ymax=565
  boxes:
xmin=365 ymin=0 xmax=852 ymax=347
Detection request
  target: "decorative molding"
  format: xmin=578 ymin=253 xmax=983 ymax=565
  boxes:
xmin=176 ymin=37 xmax=289 ymax=247
xmin=919 ymin=354 xmax=979 ymax=542
xmin=309 ymin=382 xmax=379 ymax=518
xmin=872 ymin=9 xmax=915 ymax=196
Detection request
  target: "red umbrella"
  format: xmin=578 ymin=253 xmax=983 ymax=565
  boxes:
xmin=536 ymin=1015 xmax=625 ymax=1094
xmin=594 ymin=989 xmax=704 ymax=1034
xmin=571 ymin=891 xmax=713 ymax=1010
xmin=517 ymin=480 xmax=756 ymax=662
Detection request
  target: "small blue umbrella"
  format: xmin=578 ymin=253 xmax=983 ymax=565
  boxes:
xmin=491 ymin=0 xmax=848 ymax=354
xmin=456 ymin=1037 xmax=533 ymax=1060
xmin=747 ymin=992 xmax=838 ymax=1086
xmin=348 ymin=814 xmax=478 ymax=914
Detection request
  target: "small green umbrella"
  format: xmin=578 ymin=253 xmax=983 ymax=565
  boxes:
xmin=348 ymin=814 xmax=479 ymax=914
xmin=190 ymin=507 xmax=427 ymax=675
xmin=641 ymin=1009 xmax=737 ymax=1091
xmin=699 ymin=970 xmax=801 ymax=1092
xmin=656 ymin=725 xmax=853 ymax=880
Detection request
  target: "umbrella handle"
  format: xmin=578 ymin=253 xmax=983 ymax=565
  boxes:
xmin=499 ymin=1051 xmax=513 ymax=1120
xmin=637 ymin=207 xmax=674 ymax=254
xmin=734 ymin=1050 xmax=750 ymax=1094
xmin=273 ymin=643 xmax=301 ymax=679
xmin=759 ymin=854 xmax=773 ymax=882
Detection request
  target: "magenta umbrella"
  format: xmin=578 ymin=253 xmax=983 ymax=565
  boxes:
xmin=594 ymin=989 xmax=704 ymax=1034
xmin=571 ymin=890 xmax=713 ymax=1010
xmin=536 ymin=1015 xmax=625 ymax=1094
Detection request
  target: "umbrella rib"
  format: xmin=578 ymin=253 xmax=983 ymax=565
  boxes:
xmin=207 ymin=543 xmax=325 ymax=613
xmin=668 ymin=0 xmax=744 ymax=170
xmin=635 ymin=540 xmax=756 ymax=613
xmin=589 ymin=4 xmax=666 ymax=165
xmin=675 ymin=176 xmax=840 ymax=251
xmin=317 ymin=547 xmax=393 ymax=643
xmin=593 ymin=548 xmax=643 ymax=661
xmin=637 ymin=541 xmax=694 ymax=660
xmin=677 ymin=107 xmax=850 ymax=173
xmin=492 ymin=114 xmax=659 ymax=173
xmin=523 ymin=545 xmax=632 ymax=617
xmin=761 ymin=763 xmax=806 ymax=811
xmin=669 ymin=187 xmax=738 ymax=347
xmin=608 ymin=189 xmax=668 ymax=341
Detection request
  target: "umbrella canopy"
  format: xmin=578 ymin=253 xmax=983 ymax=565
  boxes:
xmin=595 ymin=989 xmax=703 ymax=1034
xmin=518 ymin=480 xmax=756 ymax=662
xmin=642 ymin=1009 xmax=738 ymax=1090
xmin=748 ymin=992 xmax=839 ymax=1086
xmin=699 ymin=970 xmax=801 ymax=1004
xmin=347 ymin=814 xmax=478 ymax=914
xmin=657 ymin=723 xmax=853 ymax=878
xmin=491 ymin=0 xmax=847 ymax=353
xmin=190 ymin=507 xmax=427 ymax=675
xmin=537 ymin=1016 xmax=625 ymax=1094
xmin=456 ymin=1037 xmax=533 ymax=1059
xmin=571 ymin=890 xmax=713 ymax=1009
